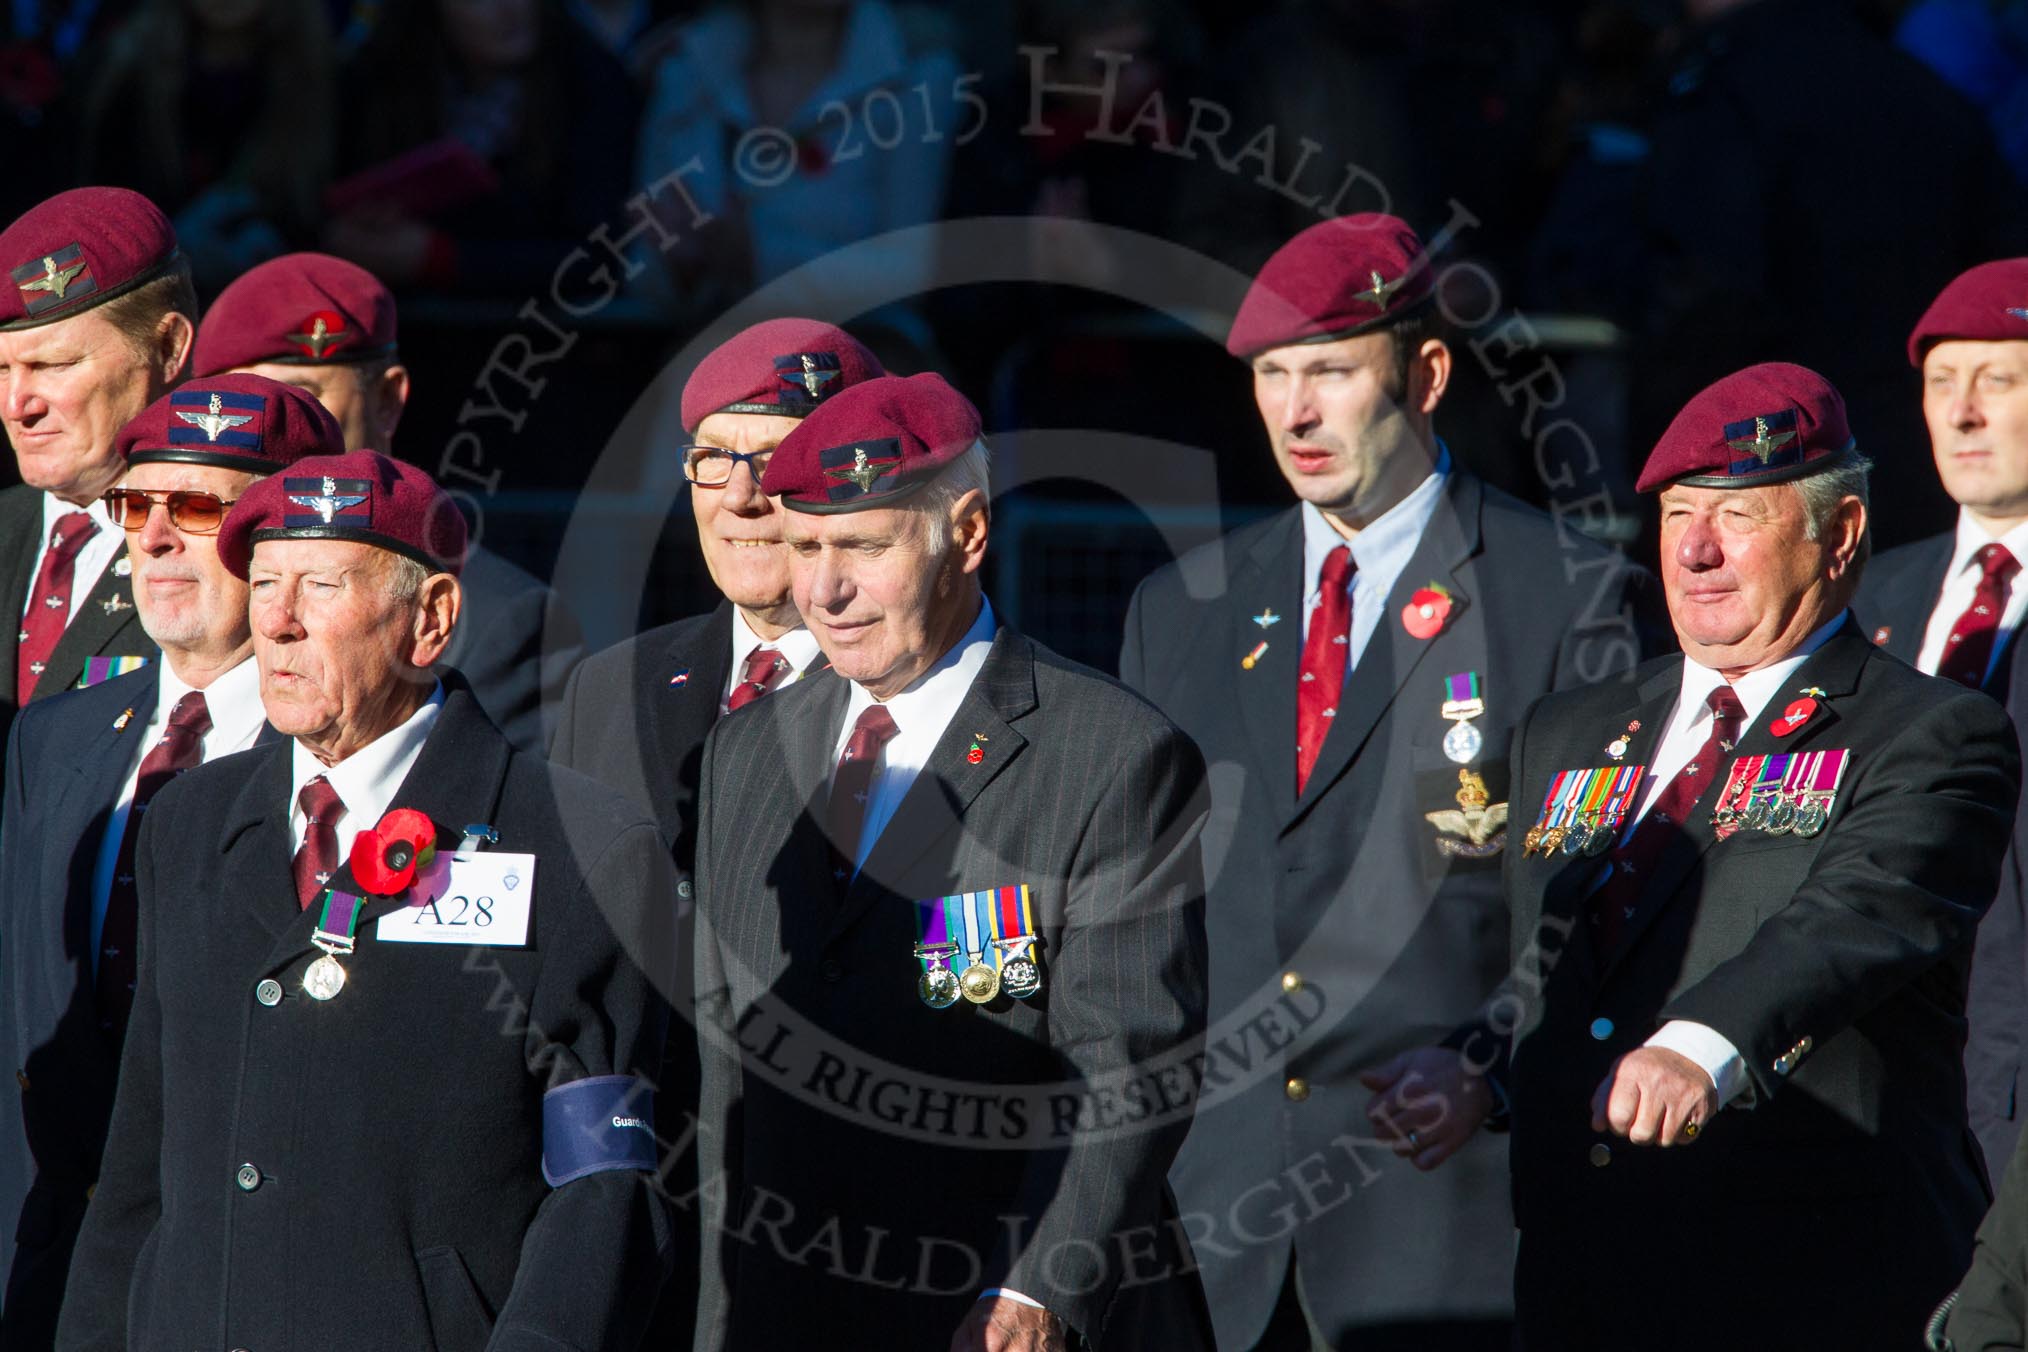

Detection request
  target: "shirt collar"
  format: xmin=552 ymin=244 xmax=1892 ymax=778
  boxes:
xmin=841 ymin=597 xmax=998 ymax=734
xmin=1675 ymin=611 xmax=1848 ymax=729
xmin=41 ymin=489 xmax=115 ymax=540
xmin=1949 ymin=510 xmax=2028 ymax=577
xmin=158 ymin=653 xmax=264 ymax=746
xmin=290 ymin=682 xmax=445 ymax=828
xmin=1299 ymin=441 xmax=1451 ymax=592
xmin=729 ymin=607 xmax=824 ymax=682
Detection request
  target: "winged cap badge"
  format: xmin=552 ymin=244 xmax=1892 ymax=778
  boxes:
xmin=824 ymin=446 xmax=887 ymax=493
xmin=797 ymin=354 xmax=839 ymax=398
xmin=1353 ymin=268 xmax=1407 ymax=308
xmin=287 ymin=475 xmax=369 ymax=525
xmin=285 ymin=313 xmax=348 ymax=359
xmin=1424 ymin=767 xmax=1509 ymax=851
xmin=1724 ymin=415 xmax=1796 ymax=465
xmin=18 ymin=254 xmax=84 ymax=300
xmin=174 ymin=392 xmax=255 ymax=442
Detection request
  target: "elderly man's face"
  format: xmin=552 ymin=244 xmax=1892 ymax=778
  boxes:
xmin=121 ymin=461 xmax=258 ymax=667
xmin=239 ymin=360 xmax=407 ymax=454
xmin=690 ymin=411 xmax=802 ymax=624
xmin=0 ymin=309 xmax=169 ymax=502
xmin=785 ymin=496 xmax=985 ymax=700
xmin=1925 ymin=339 xmax=2028 ymax=525
xmin=1658 ymin=482 xmax=1860 ymax=674
xmin=1251 ymin=330 xmax=1435 ymax=524
xmin=249 ymin=538 xmax=454 ymax=760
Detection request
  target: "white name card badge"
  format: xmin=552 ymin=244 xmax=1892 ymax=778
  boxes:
xmin=374 ymin=851 xmax=535 ymax=947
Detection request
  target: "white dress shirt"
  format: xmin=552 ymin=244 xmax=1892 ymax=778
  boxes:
xmin=88 ymin=655 xmax=267 ymax=971
xmin=723 ymin=609 xmax=824 ymax=714
xmin=289 ymin=684 xmax=445 ymax=864
xmin=1913 ymin=512 xmax=2028 ymax=679
xmin=1298 ymin=442 xmax=1451 ymax=673
xmin=1632 ymin=613 xmax=1846 ymax=1105
xmin=20 ymin=492 xmax=121 ymax=626
xmin=831 ymin=599 xmax=996 ymax=870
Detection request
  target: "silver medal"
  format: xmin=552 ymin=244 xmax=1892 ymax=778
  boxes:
xmin=303 ymin=953 xmax=346 ymax=1001
xmin=1442 ymin=719 xmax=1483 ymax=765
xmin=918 ymin=964 xmax=959 ymax=1009
xmin=1002 ymin=956 xmax=1042 ymax=999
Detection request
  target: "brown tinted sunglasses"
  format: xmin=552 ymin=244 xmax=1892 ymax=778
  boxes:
xmin=103 ymin=488 xmax=240 ymax=535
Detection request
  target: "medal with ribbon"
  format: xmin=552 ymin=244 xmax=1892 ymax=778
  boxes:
xmin=913 ymin=886 xmax=1043 ymax=1009
xmin=1790 ymin=749 xmax=1850 ymax=837
xmin=304 ymin=888 xmax=365 ymax=1000
xmin=913 ymin=897 xmax=961 ymax=1009
xmin=1440 ymin=671 xmax=1485 ymax=764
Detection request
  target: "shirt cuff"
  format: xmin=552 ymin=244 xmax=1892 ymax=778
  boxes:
xmin=1645 ymin=1020 xmax=1749 ymax=1106
xmin=980 ymin=1288 xmax=1044 ymax=1309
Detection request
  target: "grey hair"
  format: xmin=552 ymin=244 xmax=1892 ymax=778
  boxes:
xmin=383 ymin=554 xmax=431 ymax=603
xmin=917 ymin=440 xmax=992 ymax=552
xmin=1794 ymin=447 xmax=1873 ymax=569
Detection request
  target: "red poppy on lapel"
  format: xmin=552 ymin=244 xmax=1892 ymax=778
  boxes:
xmin=350 ymin=807 xmax=438 ymax=895
xmin=1402 ymin=583 xmax=1453 ymax=640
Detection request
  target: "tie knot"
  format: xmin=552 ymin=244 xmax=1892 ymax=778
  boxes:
xmin=741 ymin=645 xmax=784 ymax=685
xmin=1979 ymin=542 xmax=2020 ymax=581
xmin=851 ymin=703 xmax=899 ymax=748
xmin=50 ymin=511 xmax=96 ymax=553
xmin=1318 ymin=544 xmax=1354 ymax=591
xmin=1706 ymin=684 xmax=1745 ymax=722
xmin=166 ymin=690 xmax=212 ymax=737
xmin=297 ymin=774 xmax=344 ymax=826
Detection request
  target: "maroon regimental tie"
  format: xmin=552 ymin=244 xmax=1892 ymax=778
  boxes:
xmin=726 ymin=645 xmax=789 ymax=712
xmin=1936 ymin=543 xmax=2020 ymax=688
xmin=15 ymin=510 xmax=98 ymax=703
xmin=825 ymin=704 xmax=899 ymax=888
xmin=96 ymin=690 xmax=212 ymax=1044
xmin=1589 ymin=685 xmax=1746 ymax=953
xmin=292 ymin=775 xmax=347 ymax=910
xmin=1296 ymin=545 xmax=1354 ymax=795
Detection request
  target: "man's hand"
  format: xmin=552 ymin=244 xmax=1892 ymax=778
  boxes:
xmin=949 ymin=1295 xmax=1068 ymax=1352
xmin=1359 ymin=1047 xmax=1493 ymax=1171
xmin=1590 ymin=1046 xmax=1717 ymax=1146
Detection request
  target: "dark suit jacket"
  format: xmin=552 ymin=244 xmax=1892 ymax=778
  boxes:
xmin=548 ymin=601 xmax=737 ymax=1346
xmin=0 ymin=668 xmax=161 ymax=1346
xmin=1487 ymin=620 xmax=2016 ymax=1347
xmin=56 ymin=678 xmax=675 ymax=1352
xmin=692 ymin=624 xmax=1211 ymax=1350
xmin=0 ymin=485 xmax=155 ymax=804
xmin=1858 ymin=534 xmax=2028 ymax=1181
xmin=1118 ymin=474 xmax=1660 ymax=1345
xmin=444 ymin=542 xmax=584 ymax=755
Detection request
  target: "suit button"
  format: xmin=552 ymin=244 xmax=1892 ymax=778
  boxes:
xmin=677 ymin=880 xmax=693 ymax=900
xmin=1281 ymin=972 xmax=1303 ymax=994
xmin=1285 ymin=1077 xmax=1310 ymax=1102
xmin=235 ymin=1163 xmax=261 ymax=1192
xmin=1589 ymin=1017 xmax=1614 ymax=1041
xmin=254 ymin=979 xmax=284 ymax=1007
xmin=1589 ymin=1143 xmax=1612 ymax=1168
xmin=820 ymin=959 xmax=844 ymax=983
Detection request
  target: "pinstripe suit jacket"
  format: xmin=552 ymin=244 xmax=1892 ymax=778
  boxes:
xmin=691 ymin=625 xmax=1210 ymax=1350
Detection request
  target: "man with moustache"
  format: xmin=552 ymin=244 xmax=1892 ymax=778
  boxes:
xmin=692 ymin=373 xmax=1209 ymax=1351
xmin=1397 ymin=363 xmax=2014 ymax=1350
xmin=1119 ymin=213 xmax=1658 ymax=1350
xmin=190 ymin=251 xmax=580 ymax=752
xmin=548 ymin=317 xmax=882 ymax=1342
xmin=1856 ymin=258 xmax=2028 ymax=1178
xmin=0 ymin=188 xmax=194 ymax=768
xmin=0 ymin=374 xmax=341 ymax=1346
xmin=59 ymin=450 xmax=674 ymax=1351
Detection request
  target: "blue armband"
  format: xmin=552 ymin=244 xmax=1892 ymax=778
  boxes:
xmin=541 ymin=1074 xmax=658 ymax=1186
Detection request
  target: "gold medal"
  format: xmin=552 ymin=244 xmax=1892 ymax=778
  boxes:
xmin=303 ymin=953 xmax=346 ymax=1001
xmin=959 ymin=961 xmax=1000 ymax=1004
xmin=1522 ymin=825 xmax=1544 ymax=857
xmin=1539 ymin=826 xmax=1568 ymax=856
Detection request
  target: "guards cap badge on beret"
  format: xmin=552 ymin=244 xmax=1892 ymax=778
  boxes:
xmin=219 ymin=449 xmax=468 ymax=579
xmin=1905 ymin=258 xmax=2028 ymax=365
xmin=761 ymin=372 xmax=982 ymax=514
xmin=1636 ymin=362 xmax=1855 ymax=492
xmin=679 ymin=317 xmax=886 ymax=433
xmin=192 ymin=252 xmax=399 ymax=375
xmin=117 ymin=372 xmax=345 ymax=474
xmin=0 ymin=187 xmax=181 ymax=331
xmin=1226 ymin=213 xmax=1436 ymax=360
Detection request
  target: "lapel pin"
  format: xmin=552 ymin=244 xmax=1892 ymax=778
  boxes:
xmin=112 ymin=707 xmax=134 ymax=732
xmin=1871 ymin=626 xmax=1891 ymax=645
xmin=669 ymin=668 xmax=690 ymax=687
xmin=1242 ymin=641 xmax=1269 ymax=670
xmin=1772 ymin=696 xmax=1818 ymax=738
xmin=101 ymin=594 xmax=130 ymax=616
xmin=1253 ymin=607 xmax=1280 ymax=629
xmin=1606 ymin=718 xmax=1639 ymax=760
xmin=1401 ymin=582 xmax=1453 ymax=640
xmin=113 ymin=557 xmax=131 ymax=578
xmin=966 ymin=732 xmax=988 ymax=765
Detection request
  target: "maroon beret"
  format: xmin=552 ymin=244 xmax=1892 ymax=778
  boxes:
xmin=0 ymin=187 xmax=181 ymax=332
xmin=192 ymin=252 xmax=398 ymax=376
xmin=1906 ymin=259 xmax=2028 ymax=365
xmin=116 ymin=373 xmax=345 ymax=475
xmin=219 ymin=449 xmax=467 ymax=579
xmin=679 ymin=317 xmax=885 ymax=433
xmin=1636 ymin=362 xmax=1855 ymax=493
xmin=760 ymin=372 xmax=981 ymax=514
xmin=1226 ymin=213 xmax=1436 ymax=360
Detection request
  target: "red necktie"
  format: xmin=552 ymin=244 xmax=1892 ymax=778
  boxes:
xmin=1589 ymin=685 xmax=1745 ymax=953
xmin=292 ymin=775 xmax=347 ymax=910
xmin=97 ymin=690 xmax=212 ymax=1043
xmin=826 ymin=704 xmax=899 ymax=887
xmin=16 ymin=510 xmax=98 ymax=703
xmin=1296 ymin=545 xmax=1354 ymax=794
xmin=727 ymin=645 xmax=787 ymax=712
xmin=1936 ymin=543 xmax=2020 ymax=688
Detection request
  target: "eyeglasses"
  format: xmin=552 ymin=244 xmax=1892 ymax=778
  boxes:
xmin=103 ymin=487 xmax=240 ymax=535
xmin=682 ymin=444 xmax=773 ymax=488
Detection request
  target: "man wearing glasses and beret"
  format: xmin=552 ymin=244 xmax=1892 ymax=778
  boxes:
xmin=0 ymin=373 xmax=342 ymax=1348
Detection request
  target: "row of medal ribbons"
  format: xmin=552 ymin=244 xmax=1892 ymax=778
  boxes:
xmin=1711 ymin=749 xmax=1850 ymax=839
xmin=1522 ymin=764 xmax=1647 ymax=859
xmin=913 ymin=886 xmax=1043 ymax=1010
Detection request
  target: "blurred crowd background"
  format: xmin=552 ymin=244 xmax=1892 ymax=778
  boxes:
xmin=5 ymin=0 xmax=2027 ymax=670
